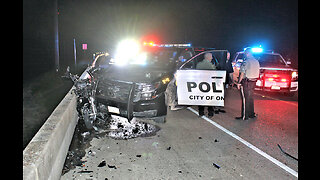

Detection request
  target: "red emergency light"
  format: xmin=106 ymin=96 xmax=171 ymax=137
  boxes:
xmin=264 ymin=74 xmax=289 ymax=82
xmin=143 ymin=41 xmax=155 ymax=46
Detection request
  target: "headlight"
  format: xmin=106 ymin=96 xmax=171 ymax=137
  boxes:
xmin=161 ymin=77 xmax=170 ymax=84
xmin=291 ymin=71 xmax=298 ymax=80
xmin=114 ymin=39 xmax=140 ymax=66
xmin=135 ymin=82 xmax=160 ymax=101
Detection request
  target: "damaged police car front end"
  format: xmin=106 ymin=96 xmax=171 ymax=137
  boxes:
xmin=95 ymin=65 xmax=172 ymax=123
xmin=92 ymin=40 xmax=177 ymax=123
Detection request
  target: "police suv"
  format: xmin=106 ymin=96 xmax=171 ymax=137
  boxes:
xmin=232 ymin=47 xmax=298 ymax=96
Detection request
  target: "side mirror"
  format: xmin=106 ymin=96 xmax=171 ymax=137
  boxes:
xmin=286 ymin=60 xmax=291 ymax=65
xmin=61 ymin=66 xmax=71 ymax=80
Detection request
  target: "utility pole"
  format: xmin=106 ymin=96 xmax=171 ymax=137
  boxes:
xmin=73 ymin=38 xmax=77 ymax=72
xmin=54 ymin=0 xmax=59 ymax=72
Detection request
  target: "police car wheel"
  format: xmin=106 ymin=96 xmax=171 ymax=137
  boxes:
xmin=156 ymin=94 xmax=167 ymax=116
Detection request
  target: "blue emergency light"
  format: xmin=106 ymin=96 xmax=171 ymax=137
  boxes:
xmin=244 ymin=46 xmax=263 ymax=53
xmin=251 ymin=47 xmax=263 ymax=53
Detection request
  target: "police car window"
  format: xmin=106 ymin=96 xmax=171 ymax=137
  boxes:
xmin=180 ymin=50 xmax=193 ymax=61
xmin=181 ymin=59 xmax=194 ymax=69
xmin=236 ymin=53 xmax=244 ymax=62
xmin=253 ymin=54 xmax=286 ymax=66
xmin=180 ymin=54 xmax=203 ymax=70
xmin=145 ymin=50 xmax=177 ymax=67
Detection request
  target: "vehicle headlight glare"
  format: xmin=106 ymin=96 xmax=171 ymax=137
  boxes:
xmin=161 ymin=77 xmax=170 ymax=84
xmin=114 ymin=39 xmax=140 ymax=65
xmin=292 ymin=71 xmax=298 ymax=79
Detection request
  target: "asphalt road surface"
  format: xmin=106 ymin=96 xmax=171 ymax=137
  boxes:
xmin=61 ymin=88 xmax=298 ymax=179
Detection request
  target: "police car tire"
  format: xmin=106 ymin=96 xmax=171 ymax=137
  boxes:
xmin=157 ymin=94 xmax=167 ymax=116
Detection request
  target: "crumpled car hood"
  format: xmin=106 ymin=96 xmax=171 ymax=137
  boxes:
xmin=98 ymin=66 xmax=171 ymax=83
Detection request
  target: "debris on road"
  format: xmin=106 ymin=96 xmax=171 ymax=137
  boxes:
xmin=81 ymin=131 xmax=90 ymax=138
xmin=78 ymin=170 xmax=93 ymax=173
xmin=166 ymin=147 xmax=171 ymax=150
xmin=88 ymin=150 xmax=96 ymax=156
xmin=62 ymin=113 xmax=160 ymax=174
xmin=107 ymin=164 xmax=117 ymax=169
xmin=107 ymin=115 xmax=160 ymax=140
xmin=98 ymin=160 xmax=106 ymax=167
xmin=277 ymin=144 xmax=298 ymax=161
xmin=152 ymin=142 xmax=159 ymax=148
xmin=212 ymin=162 xmax=220 ymax=169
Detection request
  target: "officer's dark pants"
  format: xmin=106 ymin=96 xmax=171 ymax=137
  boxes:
xmin=240 ymin=79 xmax=256 ymax=119
xmin=198 ymin=106 xmax=214 ymax=115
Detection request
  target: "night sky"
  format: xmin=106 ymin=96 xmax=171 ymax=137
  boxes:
xmin=23 ymin=0 xmax=298 ymax=82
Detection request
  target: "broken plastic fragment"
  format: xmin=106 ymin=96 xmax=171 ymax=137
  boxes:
xmin=212 ymin=162 xmax=220 ymax=169
xmin=78 ymin=170 xmax=93 ymax=173
xmin=152 ymin=142 xmax=159 ymax=147
xmin=81 ymin=131 xmax=90 ymax=137
xmin=107 ymin=164 xmax=117 ymax=169
xmin=88 ymin=150 xmax=96 ymax=156
xmin=98 ymin=160 xmax=106 ymax=167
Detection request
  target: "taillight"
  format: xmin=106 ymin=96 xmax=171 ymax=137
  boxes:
xmin=264 ymin=73 xmax=289 ymax=82
xmin=267 ymin=78 xmax=274 ymax=81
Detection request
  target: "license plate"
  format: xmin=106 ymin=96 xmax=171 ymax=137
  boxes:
xmin=107 ymin=106 xmax=120 ymax=114
xmin=271 ymin=85 xmax=280 ymax=90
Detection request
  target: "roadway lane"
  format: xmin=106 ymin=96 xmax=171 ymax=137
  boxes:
xmin=61 ymin=88 xmax=298 ymax=179
xmin=222 ymin=88 xmax=298 ymax=172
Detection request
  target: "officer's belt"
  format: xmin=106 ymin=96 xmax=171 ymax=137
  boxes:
xmin=244 ymin=78 xmax=258 ymax=82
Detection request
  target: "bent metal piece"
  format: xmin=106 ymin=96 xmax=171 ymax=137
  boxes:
xmin=127 ymin=83 xmax=136 ymax=122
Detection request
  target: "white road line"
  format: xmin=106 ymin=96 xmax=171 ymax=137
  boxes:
xmin=187 ymin=107 xmax=298 ymax=178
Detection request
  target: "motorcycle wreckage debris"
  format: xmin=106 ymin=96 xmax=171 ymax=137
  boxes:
xmin=61 ymin=67 xmax=160 ymax=174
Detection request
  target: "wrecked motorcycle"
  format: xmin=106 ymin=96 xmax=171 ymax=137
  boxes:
xmin=62 ymin=67 xmax=104 ymax=129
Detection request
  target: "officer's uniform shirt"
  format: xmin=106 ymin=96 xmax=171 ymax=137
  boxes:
xmin=239 ymin=56 xmax=260 ymax=79
xmin=196 ymin=59 xmax=216 ymax=70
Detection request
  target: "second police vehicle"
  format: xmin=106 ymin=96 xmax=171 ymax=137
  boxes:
xmin=232 ymin=47 xmax=298 ymax=96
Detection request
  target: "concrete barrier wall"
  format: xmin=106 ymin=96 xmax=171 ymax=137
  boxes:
xmin=23 ymin=87 xmax=78 ymax=180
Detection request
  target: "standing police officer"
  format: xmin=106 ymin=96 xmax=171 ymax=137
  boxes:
xmin=196 ymin=52 xmax=216 ymax=117
xmin=235 ymin=47 xmax=260 ymax=120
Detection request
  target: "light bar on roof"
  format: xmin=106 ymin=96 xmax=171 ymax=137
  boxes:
xmin=251 ymin=47 xmax=263 ymax=53
xmin=158 ymin=43 xmax=191 ymax=47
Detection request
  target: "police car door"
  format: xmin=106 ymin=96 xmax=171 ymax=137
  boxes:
xmin=176 ymin=50 xmax=227 ymax=106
